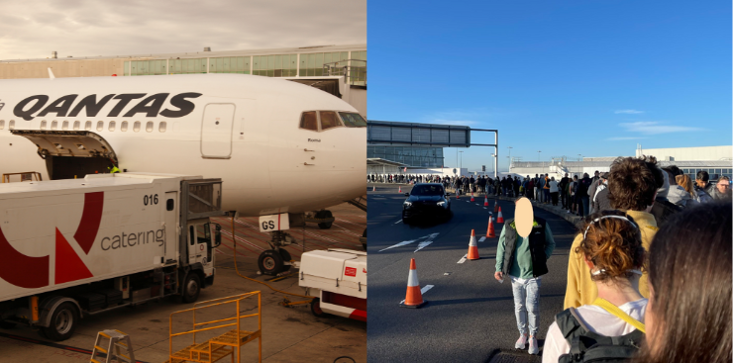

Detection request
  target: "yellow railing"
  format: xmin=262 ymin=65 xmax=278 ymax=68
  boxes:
xmin=167 ymin=291 xmax=262 ymax=363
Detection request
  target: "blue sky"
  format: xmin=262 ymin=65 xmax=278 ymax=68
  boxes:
xmin=368 ymin=1 xmax=732 ymax=172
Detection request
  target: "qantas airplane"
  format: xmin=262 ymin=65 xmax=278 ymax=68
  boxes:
xmin=0 ymin=73 xmax=366 ymax=270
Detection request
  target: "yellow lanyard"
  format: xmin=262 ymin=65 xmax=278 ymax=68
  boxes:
xmin=592 ymin=298 xmax=646 ymax=333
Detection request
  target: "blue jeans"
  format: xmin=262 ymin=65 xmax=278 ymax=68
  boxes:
xmin=510 ymin=277 xmax=541 ymax=336
xmin=580 ymin=196 xmax=590 ymax=217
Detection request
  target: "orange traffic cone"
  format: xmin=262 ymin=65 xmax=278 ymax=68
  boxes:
xmin=493 ymin=201 xmax=499 ymax=213
xmin=470 ymin=192 xmax=475 ymax=202
xmin=483 ymin=196 xmax=489 ymax=207
xmin=486 ymin=215 xmax=496 ymax=238
xmin=398 ymin=186 xmax=402 ymax=193
xmin=372 ymin=186 xmax=376 ymax=192
xmin=400 ymin=258 xmax=427 ymax=308
xmin=467 ymin=229 xmax=480 ymax=260
xmin=497 ymin=207 xmax=504 ymax=223
xmin=456 ymin=190 xmax=460 ymax=199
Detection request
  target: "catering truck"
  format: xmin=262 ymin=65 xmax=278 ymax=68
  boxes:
xmin=0 ymin=173 xmax=225 ymax=340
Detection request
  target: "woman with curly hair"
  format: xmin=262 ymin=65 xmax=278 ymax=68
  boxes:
xmin=543 ymin=210 xmax=647 ymax=363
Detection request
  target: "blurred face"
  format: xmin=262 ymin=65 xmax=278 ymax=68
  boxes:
xmin=717 ymin=180 xmax=730 ymax=193
xmin=696 ymin=178 xmax=706 ymax=188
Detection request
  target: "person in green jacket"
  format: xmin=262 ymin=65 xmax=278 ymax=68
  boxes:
xmin=494 ymin=197 xmax=556 ymax=355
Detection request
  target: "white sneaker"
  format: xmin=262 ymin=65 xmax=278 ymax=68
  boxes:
xmin=528 ymin=336 xmax=539 ymax=355
xmin=515 ymin=334 xmax=527 ymax=349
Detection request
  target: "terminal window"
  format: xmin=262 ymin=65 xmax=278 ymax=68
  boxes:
xmin=210 ymin=57 xmax=251 ymax=74
xmin=253 ymin=54 xmax=297 ymax=77
xmin=299 ymin=52 xmax=349 ymax=77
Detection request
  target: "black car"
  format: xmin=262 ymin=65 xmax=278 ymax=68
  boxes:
xmin=402 ymin=183 xmax=451 ymax=224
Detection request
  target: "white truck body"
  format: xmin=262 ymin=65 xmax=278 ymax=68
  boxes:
xmin=299 ymin=248 xmax=366 ymax=321
xmin=0 ymin=172 xmax=224 ymax=340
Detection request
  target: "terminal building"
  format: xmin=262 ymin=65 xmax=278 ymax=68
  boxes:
xmin=0 ymin=44 xmax=367 ymax=117
xmin=509 ymin=145 xmax=732 ymax=181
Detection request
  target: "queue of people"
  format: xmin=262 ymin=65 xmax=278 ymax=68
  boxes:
xmin=492 ymin=156 xmax=731 ymax=363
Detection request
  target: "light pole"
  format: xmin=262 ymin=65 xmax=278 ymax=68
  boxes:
xmin=459 ymin=151 xmax=464 ymax=171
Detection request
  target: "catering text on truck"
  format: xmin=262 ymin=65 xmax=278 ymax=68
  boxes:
xmin=0 ymin=173 xmax=225 ymax=340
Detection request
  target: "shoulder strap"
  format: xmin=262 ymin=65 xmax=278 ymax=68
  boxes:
xmin=593 ymin=298 xmax=646 ymax=333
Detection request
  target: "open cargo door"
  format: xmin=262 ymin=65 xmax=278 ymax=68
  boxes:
xmin=10 ymin=130 xmax=118 ymax=180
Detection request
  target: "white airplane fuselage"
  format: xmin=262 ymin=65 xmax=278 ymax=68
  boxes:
xmin=0 ymin=74 xmax=366 ymax=216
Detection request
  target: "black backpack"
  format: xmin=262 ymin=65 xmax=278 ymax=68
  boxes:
xmin=556 ymin=308 xmax=644 ymax=363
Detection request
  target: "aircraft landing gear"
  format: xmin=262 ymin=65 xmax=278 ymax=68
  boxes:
xmin=257 ymin=231 xmax=296 ymax=275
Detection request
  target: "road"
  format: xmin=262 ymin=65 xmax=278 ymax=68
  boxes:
xmin=367 ymin=184 xmax=578 ymax=363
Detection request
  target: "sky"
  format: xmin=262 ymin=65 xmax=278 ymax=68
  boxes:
xmin=0 ymin=0 xmax=366 ymax=60
xmin=368 ymin=1 xmax=732 ymax=172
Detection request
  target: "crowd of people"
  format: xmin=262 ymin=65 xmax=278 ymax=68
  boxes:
xmin=488 ymin=156 xmax=731 ymax=363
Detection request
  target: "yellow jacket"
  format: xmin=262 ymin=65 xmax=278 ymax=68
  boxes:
xmin=563 ymin=210 xmax=658 ymax=309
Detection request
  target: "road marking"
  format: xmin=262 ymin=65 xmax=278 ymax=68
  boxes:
xmin=394 ymin=219 xmax=402 ymax=225
xmin=414 ymin=241 xmax=432 ymax=252
xmin=457 ymin=254 xmax=468 ymax=264
xmin=478 ymin=237 xmax=486 ymax=243
xmin=483 ymin=207 xmax=488 ymax=210
xmin=379 ymin=233 xmax=440 ymax=252
xmin=399 ymin=285 xmax=434 ymax=304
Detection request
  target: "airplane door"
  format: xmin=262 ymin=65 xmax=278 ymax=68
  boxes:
xmin=164 ymin=192 xmax=177 ymax=261
xmin=201 ymin=103 xmax=235 ymax=159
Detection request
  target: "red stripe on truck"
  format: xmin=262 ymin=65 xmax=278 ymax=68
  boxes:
xmin=0 ymin=225 xmax=50 ymax=288
xmin=348 ymin=309 xmax=367 ymax=322
xmin=55 ymin=228 xmax=94 ymax=284
xmin=73 ymin=192 xmax=104 ymax=254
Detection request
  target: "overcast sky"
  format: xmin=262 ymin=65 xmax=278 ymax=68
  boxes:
xmin=0 ymin=0 xmax=366 ymax=60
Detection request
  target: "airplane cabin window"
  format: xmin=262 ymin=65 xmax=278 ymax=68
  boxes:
xmin=73 ymin=121 xmax=80 ymax=130
xmin=85 ymin=121 xmax=92 ymax=130
xmin=8 ymin=120 xmax=14 ymax=130
xmin=96 ymin=121 xmax=103 ymax=131
xmin=300 ymin=111 xmax=317 ymax=131
xmin=51 ymin=121 xmax=58 ymax=130
xmin=109 ymin=121 xmax=116 ymax=132
xmin=319 ymin=111 xmax=342 ymax=130
xmin=339 ymin=112 xmax=367 ymax=127
xmin=0 ymin=120 xmax=3 ymax=130
xmin=62 ymin=121 xmax=69 ymax=130
xmin=146 ymin=121 xmax=153 ymax=133
xmin=133 ymin=121 xmax=141 ymax=132
xmin=121 ymin=121 xmax=128 ymax=132
xmin=40 ymin=120 xmax=47 ymax=130
xmin=159 ymin=121 xmax=167 ymax=133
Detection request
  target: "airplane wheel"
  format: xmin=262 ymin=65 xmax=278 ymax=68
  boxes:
xmin=258 ymin=250 xmax=284 ymax=275
xmin=318 ymin=222 xmax=333 ymax=229
xmin=316 ymin=210 xmax=333 ymax=229
xmin=279 ymin=249 xmax=292 ymax=273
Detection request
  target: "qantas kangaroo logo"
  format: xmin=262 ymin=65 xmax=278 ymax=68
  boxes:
xmin=0 ymin=192 xmax=103 ymax=288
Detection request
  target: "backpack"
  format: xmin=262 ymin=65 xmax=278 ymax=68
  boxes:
xmin=556 ymin=300 xmax=645 ymax=363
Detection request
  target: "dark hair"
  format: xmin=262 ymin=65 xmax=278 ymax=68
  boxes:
xmin=696 ymin=170 xmax=709 ymax=182
xmin=576 ymin=210 xmax=644 ymax=282
xmin=635 ymin=201 xmax=732 ymax=363
xmin=662 ymin=165 xmax=682 ymax=177
xmin=607 ymin=156 xmax=662 ymax=211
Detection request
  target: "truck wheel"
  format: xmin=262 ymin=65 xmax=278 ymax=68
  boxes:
xmin=42 ymin=302 xmax=78 ymax=341
xmin=279 ymin=249 xmax=292 ymax=273
xmin=310 ymin=298 xmax=326 ymax=318
xmin=182 ymin=273 xmax=201 ymax=303
xmin=258 ymin=250 xmax=284 ymax=275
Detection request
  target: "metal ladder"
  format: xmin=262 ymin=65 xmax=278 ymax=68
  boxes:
xmin=90 ymin=329 xmax=136 ymax=363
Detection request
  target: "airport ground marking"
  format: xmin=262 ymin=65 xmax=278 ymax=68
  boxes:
xmin=394 ymin=219 xmax=403 ymax=225
xmin=414 ymin=241 xmax=433 ymax=253
xmin=379 ymin=232 xmax=439 ymax=252
xmin=399 ymin=285 xmax=434 ymax=305
xmin=457 ymin=254 xmax=468 ymax=264
xmin=478 ymin=237 xmax=486 ymax=243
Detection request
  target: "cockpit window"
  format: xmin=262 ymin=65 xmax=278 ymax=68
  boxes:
xmin=339 ymin=112 xmax=367 ymax=127
xmin=320 ymin=111 xmax=342 ymax=130
xmin=410 ymin=185 xmax=445 ymax=196
xmin=300 ymin=111 xmax=317 ymax=131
